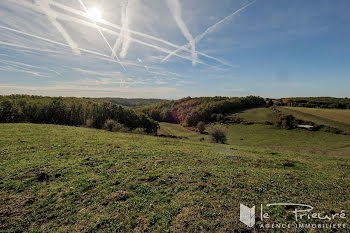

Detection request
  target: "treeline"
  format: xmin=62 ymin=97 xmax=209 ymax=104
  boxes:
xmin=140 ymin=96 xmax=266 ymax=127
xmin=0 ymin=95 xmax=159 ymax=134
xmin=282 ymin=97 xmax=350 ymax=109
xmin=91 ymin=97 xmax=166 ymax=108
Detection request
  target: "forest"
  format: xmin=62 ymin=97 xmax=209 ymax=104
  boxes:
xmin=0 ymin=95 xmax=267 ymax=132
xmin=140 ymin=95 xmax=266 ymax=127
xmin=0 ymin=95 xmax=159 ymax=134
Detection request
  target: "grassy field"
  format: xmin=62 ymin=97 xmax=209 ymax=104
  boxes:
xmin=278 ymin=107 xmax=350 ymax=132
xmin=230 ymin=107 xmax=277 ymax=123
xmin=283 ymin=107 xmax=350 ymax=125
xmin=157 ymin=122 xmax=206 ymax=141
xmin=159 ymin=119 xmax=350 ymax=157
xmin=225 ymin=124 xmax=350 ymax=157
xmin=1 ymin=123 xmax=349 ymax=232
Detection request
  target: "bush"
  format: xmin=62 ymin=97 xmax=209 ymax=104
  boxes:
xmin=274 ymin=114 xmax=296 ymax=129
xmin=216 ymin=113 xmax=226 ymax=123
xmin=104 ymin=119 xmax=116 ymax=131
xmin=208 ymin=125 xmax=227 ymax=144
xmin=104 ymin=119 xmax=128 ymax=132
xmin=280 ymin=115 xmax=296 ymax=129
xmin=132 ymin=128 xmax=147 ymax=134
xmin=197 ymin=121 xmax=205 ymax=134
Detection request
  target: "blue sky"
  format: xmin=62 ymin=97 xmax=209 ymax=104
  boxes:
xmin=0 ymin=0 xmax=349 ymax=98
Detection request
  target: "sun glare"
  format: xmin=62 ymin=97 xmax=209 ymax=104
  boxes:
xmin=86 ymin=7 xmax=102 ymax=22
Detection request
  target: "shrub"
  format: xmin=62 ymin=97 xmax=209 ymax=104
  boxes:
xmin=132 ymin=128 xmax=147 ymax=134
xmin=104 ymin=119 xmax=128 ymax=132
xmin=280 ymin=115 xmax=296 ymax=129
xmin=197 ymin=121 xmax=205 ymax=134
xmin=274 ymin=114 xmax=296 ymax=129
xmin=207 ymin=125 xmax=227 ymax=144
xmin=215 ymin=113 xmax=225 ymax=123
xmin=104 ymin=119 xmax=117 ymax=131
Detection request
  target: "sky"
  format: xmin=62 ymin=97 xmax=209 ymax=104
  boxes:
xmin=0 ymin=0 xmax=349 ymax=99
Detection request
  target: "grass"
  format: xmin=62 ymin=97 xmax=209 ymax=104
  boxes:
xmin=158 ymin=122 xmax=198 ymax=138
xmin=278 ymin=107 xmax=350 ymax=132
xmin=225 ymin=124 xmax=350 ymax=157
xmin=230 ymin=107 xmax=278 ymax=123
xmin=1 ymin=123 xmax=350 ymax=232
xmin=158 ymin=122 xmax=209 ymax=141
xmin=283 ymin=107 xmax=350 ymax=125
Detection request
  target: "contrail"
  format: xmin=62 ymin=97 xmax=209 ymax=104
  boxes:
xmin=35 ymin=0 xmax=80 ymax=55
xmin=0 ymin=58 xmax=61 ymax=76
xmin=0 ymin=30 xmax=166 ymax=71
xmin=120 ymin=0 xmax=134 ymax=58
xmin=76 ymin=0 xmax=126 ymax=71
xmin=11 ymin=0 xmax=227 ymax=66
xmin=74 ymin=68 xmax=122 ymax=78
xmin=0 ymin=64 xmax=50 ymax=78
xmin=0 ymin=26 xmax=129 ymax=68
xmin=0 ymin=37 xmax=161 ymax=71
xmin=166 ymin=0 xmax=197 ymax=65
xmin=0 ymin=40 xmax=62 ymax=55
xmin=162 ymin=1 xmax=255 ymax=63
xmin=42 ymin=12 xmax=212 ymax=66
xmin=0 ymin=25 xmax=74 ymax=49
xmin=111 ymin=0 xmax=134 ymax=59
xmin=111 ymin=1 xmax=126 ymax=58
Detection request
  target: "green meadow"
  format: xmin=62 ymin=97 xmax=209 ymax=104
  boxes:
xmin=1 ymin=121 xmax=349 ymax=232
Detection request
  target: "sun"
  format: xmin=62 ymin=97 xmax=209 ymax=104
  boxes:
xmin=86 ymin=7 xmax=102 ymax=22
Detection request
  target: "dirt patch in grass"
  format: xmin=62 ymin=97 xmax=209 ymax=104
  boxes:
xmin=133 ymin=216 xmax=149 ymax=233
xmin=110 ymin=191 xmax=130 ymax=201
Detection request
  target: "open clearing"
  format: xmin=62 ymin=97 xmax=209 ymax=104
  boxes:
xmin=157 ymin=122 xmax=205 ymax=140
xmin=159 ymin=120 xmax=350 ymax=157
xmin=230 ymin=107 xmax=277 ymax=123
xmin=1 ymin=123 xmax=349 ymax=232
xmin=278 ymin=107 xmax=350 ymax=132
xmin=225 ymin=124 xmax=350 ymax=157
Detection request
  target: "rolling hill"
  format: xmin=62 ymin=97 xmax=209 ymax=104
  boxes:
xmin=1 ymin=123 xmax=349 ymax=232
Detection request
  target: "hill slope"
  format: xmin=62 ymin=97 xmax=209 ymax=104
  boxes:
xmin=1 ymin=124 xmax=349 ymax=232
xmin=229 ymin=107 xmax=277 ymax=123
